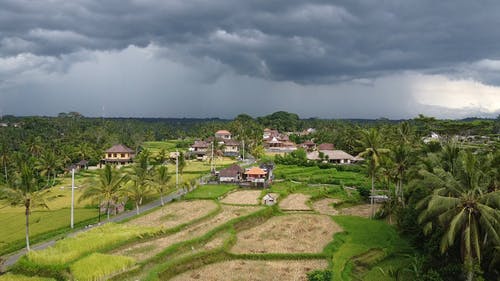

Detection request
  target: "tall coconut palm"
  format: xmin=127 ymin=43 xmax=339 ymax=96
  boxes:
xmin=152 ymin=165 xmax=172 ymax=206
xmin=417 ymin=151 xmax=500 ymax=281
xmin=392 ymin=144 xmax=411 ymax=206
xmin=80 ymin=165 xmax=128 ymax=220
xmin=37 ymin=150 xmax=61 ymax=187
xmin=0 ymin=161 xmax=48 ymax=251
xmin=0 ymin=142 xmax=9 ymax=183
xmin=125 ymin=165 xmax=152 ymax=215
xmin=358 ymin=128 xmax=389 ymax=218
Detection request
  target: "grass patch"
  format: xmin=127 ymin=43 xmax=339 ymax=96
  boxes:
xmin=274 ymin=165 xmax=369 ymax=187
xmin=0 ymin=273 xmax=55 ymax=281
xmin=184 ymin=184 xmax=237 ymax=199
xmin=0 ymin=208 xmax=98 ymax=256
xmin=27 ymin=223 xmax=159 ymax=266
xmin=330 ymin=216 xmax=411 ymax=281
xmin=70 ymin=253 xmax=135 ymax=281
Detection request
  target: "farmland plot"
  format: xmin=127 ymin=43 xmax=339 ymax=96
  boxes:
xmin=220 ymin=190 xmax=261 ymax=205
xmin=231 ymin=214 xmax=341 ymax=254
xmin=169 ymin=259 xmax=328 ymax=281
xmin=126 ymin=200 xmax=218 ymax=229
xmin=279 ymin=194 xmax=311 ymax=211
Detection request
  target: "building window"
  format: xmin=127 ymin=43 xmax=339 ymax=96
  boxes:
xmin=108 ymin=153 xmax=112 ymax=158
xmin=113 ymin=153 xmax=117 ymax=157
xmin=121 ymin=153 xmax=125 ymax=157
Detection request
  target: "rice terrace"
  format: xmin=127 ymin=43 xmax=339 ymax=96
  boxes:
xmin=0 ymin=113 xmax=499 ymax=281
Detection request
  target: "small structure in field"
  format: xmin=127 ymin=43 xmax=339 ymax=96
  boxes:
xmin=262 ymin=194 xmax=276 ymax=205
xmin=307 ymin=149 xmax=358 ymax=164
xmin=219 ymin=164 xmax=244 ymax=183
xmin=101 ymin=144 xmax=135 ymax=166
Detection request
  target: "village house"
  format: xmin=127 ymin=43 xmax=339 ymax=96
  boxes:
xmin=189 ymin=140 xmax=209 ymax=161
xmin=307 ymin=149 xmax=358 ymax=164
xmin=101 ymin=144 xmax=135 ymax=165
xmin=222 ymin=139 xmax=240 ymax=157
xmin=263 ymin=130 xmax=297 ymax=153
xmin=300 ymin=140 xmax=316 ymax=151
xmin=317 ymin=143 xmax=335 ymax=151
xmin=218 ymin=164 xmax=244 ymax=183
xmin=215 ymin=130 xmax=232 ymax=141
xmin=66 ymin=159 xmax=89 ymax=173
xmin=244 ymin=166 xmax=268 ymax=187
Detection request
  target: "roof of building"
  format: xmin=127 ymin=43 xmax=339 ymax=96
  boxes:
xmin=76 ymin=159 xmax=88 ymax=166
xmin=307 ymin=150 xmax=355 ymax=161
xmin=263 ymin=194 xmax=275 ymax=200
xmin=215 ymin=130 xmax=231 ymax=135
xmin=105 ymin=144 xmax=134 ymax=153
xmin=302 ymin=140 xmax=315 ymax=145
xmin=317 ymin=143 xmax=335 ymax=150
xmin=245 ymin=166 xmax=267 ymax=175
xmin=223 ymin=139 xmax=240 ymax=146
xmin=192 ymin=140 xmax=209 ymax=148
xmin=219 ymin=164 xmax=244 ymax=177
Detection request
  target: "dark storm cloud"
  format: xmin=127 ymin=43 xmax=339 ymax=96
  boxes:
xmin=2 ymin=0 xmax=500 ymax=83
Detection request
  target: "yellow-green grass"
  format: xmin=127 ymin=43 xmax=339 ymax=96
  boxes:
xmin=0 ymin=208 xmax=97 ymax=255
xmin=28 ymin=223 xmax=159 ymax=266
xmin=0 ymin=273 xmax=55 ymax=281
xmin=184 ymin=185 xmax=237 ymax=199
xmin=142 ymin=141 xmax=188 ymax=155
xmin=274 ymin=165 xmax=369 ymax=187
xmin=70 ymin=253 xmax=135 ymax=281
xmin=330 ymin=216 xmax=411 ymax=281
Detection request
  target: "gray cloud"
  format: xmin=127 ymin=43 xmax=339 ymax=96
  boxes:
xmin=2 ymin=0 xmax=500 ymax=83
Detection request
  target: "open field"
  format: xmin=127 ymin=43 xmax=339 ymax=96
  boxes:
xmin=220 ymin=190 xmax=262 ymax=205
xmin=184 ymin=184 xmax=237 ymax=199
xmin=339 ymin=203 xmax=380 ymax=218
xmin=312 ymin=198 xmax=341 ymax=216
xmin=279 ymin=193 xmax=312 ymax=211
xmin=331 ymin=216 xmax=411 ymax=281
xmin=126 ymin=200 xmax=218 ymax=229
xmin=114 ymin=205 xmax=263 ymax=260
xmin=0 ymin=208 xmax=97 ymax=255
xmin=231 ymin=214 xmax=341 ymax=254
xmin=273 ymin=165 xmax=369 ymax=187
xmin=70 ymin=253 xmax=135 ymax=281
xmin=169 ymin=259 xmax=328 ymax=281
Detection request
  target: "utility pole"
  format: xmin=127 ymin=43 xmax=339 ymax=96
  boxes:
xmin=71 ymin=168 xmax=75 ymax=228
xmin=176 ymin=150 xmax=179 ymax=188
xmin=210 ymin=141 xmax=215 ymax=172
xmin=242 ymin=139 xmax=245 ymax=161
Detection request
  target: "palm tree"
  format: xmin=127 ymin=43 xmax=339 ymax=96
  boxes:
xmin=0 ymin=161 xmax=48 ymax=251
xmin=80 ymin=165 xmax=128 ymax=220
xmin=0 ymin=142 xmax=9 ymax=183
xmin=358 ymin=128 xmax=389 ymax=218
xmin=152 ymin=165 xmax=172 ymax=206
xmin=392 ymin=144 xmax=411 ymax=206
xmin=417 ymin=151 xmax=500 ymax=281
xmin=37 ymin=150 xmax=61 ymax=187
xmin=125 ymin=165 xmax=152 ymax=215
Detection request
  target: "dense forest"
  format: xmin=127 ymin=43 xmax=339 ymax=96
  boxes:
xmin=0 ymin=111 xmax=499 ymax=280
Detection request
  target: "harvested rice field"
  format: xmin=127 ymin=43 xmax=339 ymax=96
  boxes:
xmin=169 ymin=259 xmax=328 ymax=281
xmin=312 ymin=198 xmax=341 ymax=216
xmin=220 ymin=190 xmax=262 ymax=205
xmin=114 ymin=205 xmax=263 ymax=260
xmin=126 ymin=200 xmax=218 ymax=229
xmin=339 ymin=203 xmax=380 ymax=218
xmin=279 ymin=193 xmax=311 ymax=211
xmin=231 ymin=214 xmax=342 ymax=254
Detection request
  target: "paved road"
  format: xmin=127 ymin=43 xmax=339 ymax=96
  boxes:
xmin=0 ymin=189 xmax=187 ymax=272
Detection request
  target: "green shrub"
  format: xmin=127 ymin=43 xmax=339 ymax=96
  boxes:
xmin=70 ymin=253 xmax=135 ymax=281
xmin=307 ymin=269 xmax=332 ymax=281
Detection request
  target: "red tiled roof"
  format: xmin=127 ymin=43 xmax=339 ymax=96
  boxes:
xmin=215 ymin=130 xmax=231 ymax=135
xmin=245 ymin=167 xmax=267 ymax=175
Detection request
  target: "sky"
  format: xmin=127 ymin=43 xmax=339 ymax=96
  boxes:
xmin=1 ymin=0 xmax=500 ymax=119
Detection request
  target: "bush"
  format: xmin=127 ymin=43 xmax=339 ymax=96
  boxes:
xmin=307 ymin=269 xmax=332 ymax=281
xmin=356 ymin=185 xmax=370 ymax=200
